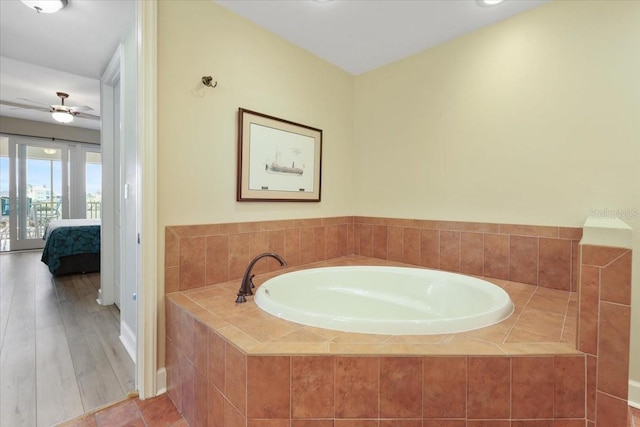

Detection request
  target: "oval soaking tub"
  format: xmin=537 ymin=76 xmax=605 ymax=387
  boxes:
xmin=254 ymin=266 xmax=514 ymax=335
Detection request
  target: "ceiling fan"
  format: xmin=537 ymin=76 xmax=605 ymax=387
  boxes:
xmin=0 ymin=91 xmax=100 ymax=124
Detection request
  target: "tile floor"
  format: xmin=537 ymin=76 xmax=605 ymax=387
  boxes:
xmin=57 ymin=394 xmax=186 ymax=426
xmin=58 ymin=395 xmax=639 ymax=427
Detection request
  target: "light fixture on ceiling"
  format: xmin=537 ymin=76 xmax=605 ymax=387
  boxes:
xmin=52 ymin=110 xmax=74 ymax=123
xmin=477 ymin=0 xmax=506 ymax=6
xmin=51 ymin=92 xmax=74 ymax=123
xmin=312 ymin=0 xmax=335 ymax=3
xmin=20 ymin=0 xmax=68 ymax=14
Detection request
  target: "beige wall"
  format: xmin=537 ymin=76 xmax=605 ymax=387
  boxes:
xmin=353 ymin=0 xmax=640 ymax=398
xmin=156 ymin=0 xmax=355 ymax=366
xmin=157 ymin=0 xmax=354 ymax=229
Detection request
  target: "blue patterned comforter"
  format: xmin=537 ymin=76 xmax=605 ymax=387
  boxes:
xmin=41 ymin=219 xmax=101 ymax=274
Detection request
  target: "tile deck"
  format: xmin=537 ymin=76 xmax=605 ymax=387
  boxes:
xmin=170 ymin=255 xmax=580 ymax=357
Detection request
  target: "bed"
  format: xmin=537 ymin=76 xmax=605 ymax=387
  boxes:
xmin=41 ymin=219 xmax=101 ymax=275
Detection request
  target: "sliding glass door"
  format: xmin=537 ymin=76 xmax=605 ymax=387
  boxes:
xmin=8 ymin=138 xmax=67 ymax=250
xmin=0 ymin=135 xmax=100 ymax=251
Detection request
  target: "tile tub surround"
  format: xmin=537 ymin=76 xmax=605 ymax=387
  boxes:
xmin=163 ymin=217 xmax=637 ymax=426
xmin=353 ymin=217 xmax=583 ymax=292
xmin=164 ymin=216 xmax=583 ymax=295
xmin=165 ymin=217 xmax=353 ymax=293
xmin=579 ymin=244 xmax=633 ymax=427
xmin=165 ymin=256 xmax=588 ymax=426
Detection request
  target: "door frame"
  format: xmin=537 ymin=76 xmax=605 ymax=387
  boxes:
xmin=137 ymin=0 xmax=158 ymax=399
xmin=99 ymin=0 xmax=158 ymax=398
xmin=98 ymin=46 xmax=122 ymax=308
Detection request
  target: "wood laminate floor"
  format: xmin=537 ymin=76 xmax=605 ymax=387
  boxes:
xmin=0 ymin=251 xmax=135 ymax=427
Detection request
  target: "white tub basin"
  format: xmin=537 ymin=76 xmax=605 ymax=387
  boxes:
xmin=254 ymin=266 xmax=514 ymax=335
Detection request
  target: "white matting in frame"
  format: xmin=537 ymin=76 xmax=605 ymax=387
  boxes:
xmin=237 ymin=108 xmax=322 ymax=202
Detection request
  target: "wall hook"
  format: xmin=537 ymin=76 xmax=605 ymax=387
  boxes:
xmin=202 ymin=76 xmax=218 ymax=88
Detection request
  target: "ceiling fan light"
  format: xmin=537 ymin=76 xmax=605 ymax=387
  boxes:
xmin=477 ymin=0 xmax=506 ymax=6
xmin=52 ymin=111 xmax=74 ymax=123
xmin=20 ymin=0 xmax=68 ymax=14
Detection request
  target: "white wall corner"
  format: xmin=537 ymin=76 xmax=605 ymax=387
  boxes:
xmin=120 ymin=320 xmax=137 ymax=363
xmin=630 ymin=380 xmax=640 ymax=409
xmin=156 ymin=368 xmax=167 ymax=396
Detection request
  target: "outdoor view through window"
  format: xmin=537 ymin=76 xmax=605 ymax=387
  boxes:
xmin=0 ymin=136 xmax=101 ymax=251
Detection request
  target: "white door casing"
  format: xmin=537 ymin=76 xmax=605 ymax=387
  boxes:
xmin=99 ymin=46 xmax=122 ymax=308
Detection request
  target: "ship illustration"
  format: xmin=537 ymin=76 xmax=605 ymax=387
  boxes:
xmin=265 ymin=150 xmax=304 ymax=175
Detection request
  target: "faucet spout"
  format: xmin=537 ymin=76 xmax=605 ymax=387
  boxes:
xmin=236 ymin=252 xmax=287 ymax=303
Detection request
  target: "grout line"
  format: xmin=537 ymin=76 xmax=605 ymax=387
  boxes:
xmin=377 ymin=356 xmax=380 ymax=421
xmin=502 ymin=287 xmax=536 ymax=344
xmin=421 ymin=354 xmax=424 ymax=420
xmin=481 ymin=232 xmax=486 ymax=278
xmin=289 ymin=355 xmax=292 ymax=422
xmin=333 ymin=355 xmax=337 ymax=421
xmin=600 ymin=249 xmax=631 ymax=269
xmin=465 ymin=356 xmax=469 ymax=421
xmin=457 ymin=230 xmax=462 ymax=273
xmin=509 ymin=354 xmax=513 ymax=421
xmin=507 ymin=234 xmax=512 ymax=283
xmin=593 ymin=265 xmax=602 ymax=424
xmin=536 ymin=236 xmax=540 ymax=286
xmin=558 ymin=290 xmax=572 ymax=343
xmin=436 ymin=229 xmax=441 ymax=270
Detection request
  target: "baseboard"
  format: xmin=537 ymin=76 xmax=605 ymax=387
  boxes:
xmin=156 ymin=367 xmax=167 ymax=395
xmin=630 ymin=380 xmax=640 ymax=409
xmin=119 ymin=320 xmax=136 ymax=362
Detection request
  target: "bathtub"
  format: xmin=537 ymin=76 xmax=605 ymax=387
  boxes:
xmin=254 ymin=266 xmax=514 ymax=335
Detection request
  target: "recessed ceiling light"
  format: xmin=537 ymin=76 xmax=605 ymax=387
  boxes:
xmin=312 ymin=0 xmax=335 ymax=4
xmin=20 ymin=0 xmax=68 ymax=14
xmin=477 ymin=0 xmax=506 ymax=6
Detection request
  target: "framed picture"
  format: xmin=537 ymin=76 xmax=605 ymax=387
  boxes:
xmin=237 ymin=108 xmax=322 ymax=202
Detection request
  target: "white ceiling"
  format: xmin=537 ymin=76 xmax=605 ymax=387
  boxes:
xmin=214 ymin=0 xmax=551 ymax=75
xmin=0 ymin=0 xmax=550 ymax=130
xmin=0 ymin=0 xmax=136 ymax=130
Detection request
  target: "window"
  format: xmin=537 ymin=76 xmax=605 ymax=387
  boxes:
xmin=0 ymin=134 xmax=101 ymax=251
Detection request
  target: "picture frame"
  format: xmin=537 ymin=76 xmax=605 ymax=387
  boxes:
xmin=237 ymin=108 xmax=323 ymax=202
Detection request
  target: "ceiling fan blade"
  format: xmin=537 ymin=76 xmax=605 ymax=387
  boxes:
xmin=17 ymin=97 xmax=51 ymax=107
xmin=69 ymin=105 xmax=94 ymax=112
xmin=74 ymin=111 xmax=100 ymax=121
xmin=0 ymin=99 xmax=50 ymax=112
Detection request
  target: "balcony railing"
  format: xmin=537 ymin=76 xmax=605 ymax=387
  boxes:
xmin=87 ymin=201 xmax=101 ymax=219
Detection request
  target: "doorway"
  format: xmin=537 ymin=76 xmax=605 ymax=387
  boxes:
xmin=0 ymin=0 xmax=156 ymax=413
xmin=0 ymin=136 xmax=102 ymax=252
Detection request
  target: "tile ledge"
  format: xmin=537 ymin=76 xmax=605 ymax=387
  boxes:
xmin=580 ymin=216 xmax=633 ymax=249
xmin=168 ymin=256 xmax=580 ymax=358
